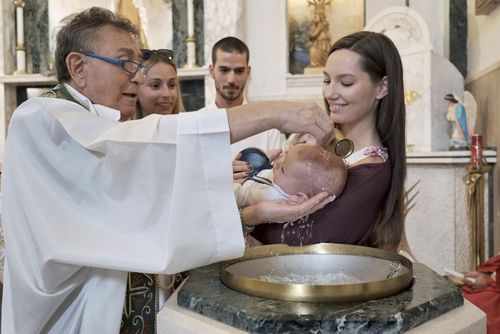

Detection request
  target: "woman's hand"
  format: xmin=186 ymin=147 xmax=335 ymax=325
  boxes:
xmin=241 ymin=192 xmax=335 ymax=226
xmin=464 ymin=271 xmax=491 ymax=290
xmin=232 ymin=152 xmax=250 ymax=184
xmin=233 ymin=149 xmax=281 ymax=184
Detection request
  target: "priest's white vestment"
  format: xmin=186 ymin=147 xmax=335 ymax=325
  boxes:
xmin=1 ymin=87 xmax=244 ymax=333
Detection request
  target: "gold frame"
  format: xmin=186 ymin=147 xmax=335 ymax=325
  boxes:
xmin=466 ymin=164 xmax=491 ymax=268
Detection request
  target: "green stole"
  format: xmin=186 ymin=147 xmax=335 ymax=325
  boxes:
xmin=120 ymin=273 xmax=157 ymax=333
xmin=40 ymin=84 xmax=159 ymax=334
xmin=40 ymin=83 xmax=87 ymax=109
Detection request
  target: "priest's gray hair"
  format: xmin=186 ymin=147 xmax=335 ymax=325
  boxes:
xmin=55 ymin=7 xmax=139 ymax=83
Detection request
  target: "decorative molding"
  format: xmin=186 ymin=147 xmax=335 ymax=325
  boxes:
xmin=465 ymin=58 xmax=500 ymax=83
xmin=0 ymin=68 xmax=208 ymax=85
xmin=406 ymin=150 xmax=497 ymax=164
xmin=286 ymin=74 xmax=322 ymax=88
xmin=177 ymin=67 xmax=208 ymax=79
xmin=0 ymin=74 xmax=56 ymax=85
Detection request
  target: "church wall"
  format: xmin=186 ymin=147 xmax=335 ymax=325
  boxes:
xmin=466 ymin=66 xmax=500 ymax=254
xmin=466 ymin=0 xmax=500 ymax=254
xmin=365 ymin=0 xmax=449 ymax=58
xmin=467 ymin=0 xmax=500 ymax=77
xmin=244 ymin=0 xmax=287 ymax=100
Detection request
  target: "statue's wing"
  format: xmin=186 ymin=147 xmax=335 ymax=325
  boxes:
xmin=464 ymin=91 xmax=478 ymax=135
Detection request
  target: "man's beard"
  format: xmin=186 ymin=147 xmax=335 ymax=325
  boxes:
xmin=217 ymin=83 xmax=244 ymax=101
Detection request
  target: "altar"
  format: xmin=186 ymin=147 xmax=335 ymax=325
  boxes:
xmin=404 ymin=150 xmax=497 ymax=273
xmin=157 ymin=264 xmax=486 ymax=334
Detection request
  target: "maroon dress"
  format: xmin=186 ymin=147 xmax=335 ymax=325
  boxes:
xmin=251 ymin=159 xmax=391 ymax=246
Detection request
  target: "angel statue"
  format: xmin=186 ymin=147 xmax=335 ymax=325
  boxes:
xmin=444 ymin=91 xmax=478 ymax=150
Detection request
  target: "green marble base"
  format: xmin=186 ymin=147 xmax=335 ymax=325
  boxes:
xmin=177 ymin=263 xmax=463 ymax=333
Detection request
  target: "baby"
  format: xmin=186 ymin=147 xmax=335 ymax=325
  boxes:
xmin=234 ymin=144 xmax=347 ymax=208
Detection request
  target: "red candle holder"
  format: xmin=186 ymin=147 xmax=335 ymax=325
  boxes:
xmin=470 ymin=134 xmax=483 ymax=167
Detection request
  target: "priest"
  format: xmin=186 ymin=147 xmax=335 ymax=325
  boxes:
xmin=1 ymin=7 xmax=333 ymax=334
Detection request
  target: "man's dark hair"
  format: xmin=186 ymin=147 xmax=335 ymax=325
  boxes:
xmin=55 ymin=7 xmax=139 ymax=83
xmin=211 ymin=36 xmax=250 ymax=65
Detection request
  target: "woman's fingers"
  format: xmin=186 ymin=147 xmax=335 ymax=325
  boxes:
xmin=232 ymin=158 xmax=250 ymax=182
xmin=304 ymin=192 xmax=335 ymax=213
xmin=290 ymin=192 xmax=333 ymax=219
xmin=233 ymin=172 xmax=247 ymax=183
xmin=259 ymin=192 xmax=334 ymax=223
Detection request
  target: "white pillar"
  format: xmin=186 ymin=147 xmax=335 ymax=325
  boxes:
xmin=13 ymin=0 xmax=26 ymax=74
xmin=185 ymin=0 xmax=198 ymax=68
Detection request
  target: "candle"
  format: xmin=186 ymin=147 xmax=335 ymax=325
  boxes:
xmin=16 ymin=6 xmax=24 ymax=45
xmin=187 ymin=0 xmax=194 ymax=36
xmin=13 ymin=0 xmax=26 ymax=74
xmin=185 ymin=0 xmax=197 ymax=68
xmin=470 ymin=134 xmax=483 ymax=167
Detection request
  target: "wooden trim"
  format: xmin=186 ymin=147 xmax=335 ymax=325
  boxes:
xmin=476 ymin=0 xmax=500 ymax=15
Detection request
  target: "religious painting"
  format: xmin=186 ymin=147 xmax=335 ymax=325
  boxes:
xmin=288 ymin=0 xmax=364 ymax=75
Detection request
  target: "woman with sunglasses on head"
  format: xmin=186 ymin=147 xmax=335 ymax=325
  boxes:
xmin=136 ymin=48 xmax=184 ymax=118
xmin=134 ymin=49 xmax=189 ymax=311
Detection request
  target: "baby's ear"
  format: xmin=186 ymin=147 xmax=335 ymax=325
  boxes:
xmin=289 ymin=192 xmax=308 ymax=203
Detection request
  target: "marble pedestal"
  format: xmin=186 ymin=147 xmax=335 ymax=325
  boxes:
xmin=157 ymin=262 xmax=486 ymax=333
xmin=404 ymin=150 xmax=496 ymax=274
xmin=158 ymin=294 xmax=485 ymax=334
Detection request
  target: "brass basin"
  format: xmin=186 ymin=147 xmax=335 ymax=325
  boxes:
xmin=220 ymin=243 xmax=413 ymax=302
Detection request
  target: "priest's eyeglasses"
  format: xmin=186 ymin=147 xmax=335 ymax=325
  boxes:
xmin=81 ymin=52 xmax=147 ymax=76
xmin=140 ymin=49 xmax=174 ymax=60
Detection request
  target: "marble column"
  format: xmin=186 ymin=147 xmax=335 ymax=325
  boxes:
xmin=173 ymin=0 xmax=205 ymax=111
xmin=24 ymin=0 xmax=49 ymax=75
xmin=449 ymin=0 xmax=467 ymax=77
xmin=172 ymin=0 xmax=204 ymax=67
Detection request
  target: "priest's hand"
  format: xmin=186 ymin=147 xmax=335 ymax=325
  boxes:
xmin=275 ymin=101 xmax=332 ymax=146
xmin=227 ymin=101 xmax=332 ymax=147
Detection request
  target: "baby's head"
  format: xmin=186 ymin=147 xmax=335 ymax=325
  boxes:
xmin=273 ymin=144 xmax=347 ymax=199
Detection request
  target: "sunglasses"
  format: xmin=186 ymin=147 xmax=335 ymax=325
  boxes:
xmin=141 ymin=49 xmax=175 ymax=60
